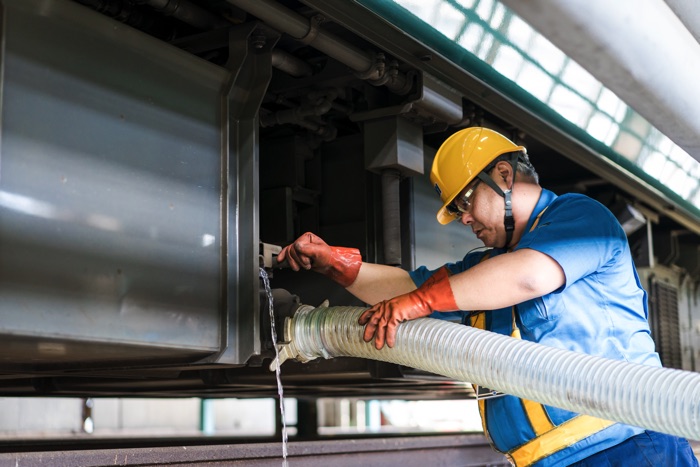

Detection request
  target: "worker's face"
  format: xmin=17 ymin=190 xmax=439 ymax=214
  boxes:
xmin=458 ymin=167 xmax=510 ymax=248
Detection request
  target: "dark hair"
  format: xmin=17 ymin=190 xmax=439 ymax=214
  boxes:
xmin=488 ymin=150 xmax=539 ymax=184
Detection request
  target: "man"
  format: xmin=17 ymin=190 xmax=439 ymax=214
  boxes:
xmin=277 ymin=127 xmax=698 ymax=466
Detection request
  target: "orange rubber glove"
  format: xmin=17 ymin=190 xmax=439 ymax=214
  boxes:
xmin=277 ymin=232 xmax=362 ymax=287
xmin=358 ymin=266 xmax=458 ymax=349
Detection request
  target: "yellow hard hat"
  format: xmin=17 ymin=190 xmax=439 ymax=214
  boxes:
xmin=431 ymin=127 xmax=525 ymax=225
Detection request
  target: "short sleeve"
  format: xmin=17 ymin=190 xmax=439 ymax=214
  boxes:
xmin=409 ymin=248 xmax=491 ymax=287
xmin=514 ymin=194 xmax=627 ymax=290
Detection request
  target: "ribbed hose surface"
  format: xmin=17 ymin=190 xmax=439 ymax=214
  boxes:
xmin=289 ymin=306 xmax=700 ymax=440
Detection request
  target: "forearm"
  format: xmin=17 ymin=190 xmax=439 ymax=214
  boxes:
xmin=448 ymin=248 xmax=565 ymax=311
xmin=347 ymin=262 xmax=417 ymax=305
xmin=357 ymin=249 xmax=564 ymax=350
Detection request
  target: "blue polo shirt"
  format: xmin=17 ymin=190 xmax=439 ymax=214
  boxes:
xmin=411 ymin=189 xmax=659 ymax=363
xmin=410 ymin=189 xmax=661 ymax=466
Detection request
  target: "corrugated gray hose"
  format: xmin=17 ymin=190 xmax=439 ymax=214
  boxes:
xmin=273 ymin=304 xmax=700 ymax=440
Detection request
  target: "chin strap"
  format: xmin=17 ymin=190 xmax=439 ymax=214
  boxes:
xmin=503 ymin=189 xmax=514 ymax=247
xmin=476 ymin=152 xmax=520 ymax=248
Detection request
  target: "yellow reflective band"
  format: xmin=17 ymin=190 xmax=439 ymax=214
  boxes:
xmin=511 ymin=306 xmax=552 ymax=436
xmin=521 ymin=399 xmax=554 ymax=435
xmin=472 ymin=311 xmax=486 ymax=330
xmin=510 ymin=307 xmax=520 ymax=338
xmin=508 ymin=415 xmax=616 ymax=467
xmin=529 ymin=206 xmax=548 ymax=232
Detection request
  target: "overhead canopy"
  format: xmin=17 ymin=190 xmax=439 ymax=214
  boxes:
xmin=355 ymin=0 xmax=700 ymax=216
xmin=499 ymin=0 xmax=700 ymax=162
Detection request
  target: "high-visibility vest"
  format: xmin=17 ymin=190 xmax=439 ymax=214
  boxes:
xmin=468 ymin=210 xmax=615 ymax=467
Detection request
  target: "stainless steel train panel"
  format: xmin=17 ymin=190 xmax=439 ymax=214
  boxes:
xmin=0 ymin=0 xmax=262 ymax=369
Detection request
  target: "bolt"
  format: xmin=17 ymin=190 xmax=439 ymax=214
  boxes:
xmin=251 ymin=35 xmax=266 ymax=49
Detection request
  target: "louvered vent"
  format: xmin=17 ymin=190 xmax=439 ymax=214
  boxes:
xmin=649 ymin=279 xmax=682 ymax=369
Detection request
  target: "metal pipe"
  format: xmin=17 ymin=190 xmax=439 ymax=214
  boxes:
xmin=276 ymin=305 xmax=700 ymax=441
xmin=226 ymin=0 xmax=372 ymax=72
xmin=259 ymin=89 xmax=337 ymax=141
xmin=225 ymin=0 xmax=415 ymax=93
xmin=271 ymin=49 xmax=313 ymax=77
xmin=227 ymin=0 xmax=463 ymax=124
xmin=418 ymin=74 xmax=464 ymax=125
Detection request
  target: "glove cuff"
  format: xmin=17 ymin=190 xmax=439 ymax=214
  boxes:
xmin=420 ymin=266 xmax=458 ymax=311
xmin=326 ymin=246 xmax=362 ymax=287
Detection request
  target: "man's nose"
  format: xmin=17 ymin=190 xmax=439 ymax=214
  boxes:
xmin=460 ymin=212 xmax=472 ymax=225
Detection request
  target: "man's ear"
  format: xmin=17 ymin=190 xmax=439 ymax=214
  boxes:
xmin=495 ymin=160 xmax=514 ymax=186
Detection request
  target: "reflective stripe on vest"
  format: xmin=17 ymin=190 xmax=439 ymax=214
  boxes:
xmin=506 ymin=415 xmax=615 ymax=466
xmin=469 ymin=206 xmax=615 ymax=466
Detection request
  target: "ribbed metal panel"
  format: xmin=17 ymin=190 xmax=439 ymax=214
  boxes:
xmin=649 ymin=279 xmax=683 ymax=369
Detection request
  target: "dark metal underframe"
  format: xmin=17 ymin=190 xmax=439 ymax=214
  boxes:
xmin=0 ymin=434 xmax=508 ymax=466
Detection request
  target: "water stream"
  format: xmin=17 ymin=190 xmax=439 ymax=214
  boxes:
xmin=259 ymin=268 xmax=289 ymax=465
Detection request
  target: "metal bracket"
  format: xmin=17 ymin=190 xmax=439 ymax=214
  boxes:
xmin=294 ymin=14 xmax=326 ymax=45
xmin=355 ymin=52 xmax=385 ymax=80
xmin=259 ymin=242 xmax=282 ymax=269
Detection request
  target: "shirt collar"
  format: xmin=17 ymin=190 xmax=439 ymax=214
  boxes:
xmin=524 ymin=189 xmax=557 ymax=234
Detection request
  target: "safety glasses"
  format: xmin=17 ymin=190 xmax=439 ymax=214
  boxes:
xmin=446 ymin=179 xmax=481 ymax=217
